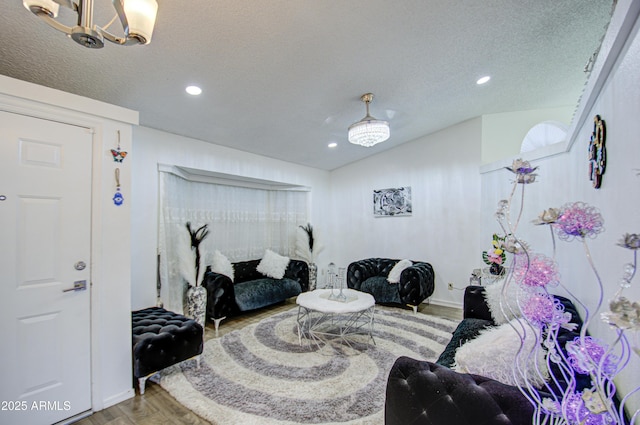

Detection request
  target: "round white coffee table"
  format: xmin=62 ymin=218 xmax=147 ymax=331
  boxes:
xmin=296 ymin=288 xmax=375 ymax=348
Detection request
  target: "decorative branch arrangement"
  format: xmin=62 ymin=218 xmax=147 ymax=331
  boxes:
xmin=492 ymin=159 xmax=638 ymax=424
xmin=296 ymin=223 xmax=323 ymax=263
xmin=300 ymin=223 xmax=315 ymax=255
xmin=186 ymin=222 xmax=209 ymax=287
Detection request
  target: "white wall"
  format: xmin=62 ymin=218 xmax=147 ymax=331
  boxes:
xmin=130 ymin=126 xmax=331 ymax=309
xmin=481 ymin=106 xmax=573 ymax=164
xmin=328 ymin=118 xmax=483 ymax=307
xmin=480 ymin=8 xmax=640 ymax=413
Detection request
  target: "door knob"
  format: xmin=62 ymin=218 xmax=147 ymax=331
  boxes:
xmin=74 ymin=261 xmax=87 ymax=271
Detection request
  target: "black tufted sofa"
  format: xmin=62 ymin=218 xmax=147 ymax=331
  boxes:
xmin=131 ymin=307 xmax=203 ymax=394
xmin=347 ymin=258 xmax=434 ymax=312
xmin=202 ymin=258 xmax=309 ymax=330
xmin=386 ymin=358 xmax=534 ymax=424
xmin=384 ymin=285 xmax=594 ymax=425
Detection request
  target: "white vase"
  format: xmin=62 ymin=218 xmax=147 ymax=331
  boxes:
xmin=308 ymin=263 xmax=318 ymax=291
xmin=186 ymin=285 xmax=207 ymax=328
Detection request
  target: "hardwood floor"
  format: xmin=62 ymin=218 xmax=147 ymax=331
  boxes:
xmin=76 ymin=299 xmax=462 ymax=425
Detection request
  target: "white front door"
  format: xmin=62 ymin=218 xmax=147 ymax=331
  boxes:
xmin=0 ymin=111 xmax=93 ymax=425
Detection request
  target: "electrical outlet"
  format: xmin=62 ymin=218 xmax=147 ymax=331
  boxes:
xmin=447 ymin=282 xmax=454 ymax=290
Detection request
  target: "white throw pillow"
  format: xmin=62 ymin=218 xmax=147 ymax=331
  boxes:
xmin=387 ymin=259 xmax=413 ymax=284
xmin=484 ymin=281 xmax=523 ymax=325
xmin=453 ymin=318 xmax=549 ymax=388
xmin=257 ymin=249 xmax=290 ymax=280
xmin=212 ymin=250 xmax=234 ymax=282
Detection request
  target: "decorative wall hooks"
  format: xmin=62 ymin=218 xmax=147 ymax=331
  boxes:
xmin=588 ymin=114 xmax=606 ymax=189
xmin=111 ymin=130 xmax=128 ymax=163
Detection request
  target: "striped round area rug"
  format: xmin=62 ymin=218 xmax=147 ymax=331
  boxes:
xmin=160 ymin=305 xmax=457 ymax=425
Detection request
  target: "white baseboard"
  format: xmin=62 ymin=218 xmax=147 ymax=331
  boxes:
xmin=53 ymin=410 xmax=92 ymax=425
xmin=427 ymin=298 xmax=463 ymax=309
xmin=102 ymin=388 xmax=135 ymax=410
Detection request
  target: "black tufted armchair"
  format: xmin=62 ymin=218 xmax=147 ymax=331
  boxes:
xmin=347 ymin=258 xmax=434 ymax=311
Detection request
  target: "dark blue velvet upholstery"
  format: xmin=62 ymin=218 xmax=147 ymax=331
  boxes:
xmin=234 ymin=278 xmax=303 ymax=311
xmin=361 ymin=276 xmax=401 ymax=304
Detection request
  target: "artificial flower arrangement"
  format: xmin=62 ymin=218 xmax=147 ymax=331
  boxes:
xmin=483 ymin=233 xmax=507 ymax=275
xmin=490 ymin=158 xmax=638 ymax=424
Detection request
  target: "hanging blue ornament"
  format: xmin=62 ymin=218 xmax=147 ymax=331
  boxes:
xmin=113 ymin=168 xmax=124 ymax=206
xmin=113 ymin=189 xmax=124 ymax=206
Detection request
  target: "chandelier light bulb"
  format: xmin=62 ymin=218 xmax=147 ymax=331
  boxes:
xmin=23 ymin=0 xmax=158 ymax=48
xmin=123 ymin=0 xmax=159 ymax=44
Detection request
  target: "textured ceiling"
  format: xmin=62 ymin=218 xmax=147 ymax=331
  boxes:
xmin=0 ymin=1 xmax=613 ymax=170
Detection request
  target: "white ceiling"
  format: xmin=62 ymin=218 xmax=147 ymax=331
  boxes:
xmin=0 ymin=1 xmax=614 ymax=170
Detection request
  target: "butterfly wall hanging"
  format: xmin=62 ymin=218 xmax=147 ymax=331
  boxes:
xmin=111 ymin=148 xmax=128 ymax=163
xmin=111 ymin=130 xmax=128 ymax=163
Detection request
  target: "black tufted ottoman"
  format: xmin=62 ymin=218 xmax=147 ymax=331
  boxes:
xmin=131 ymin=307 xmax=204 ymax=394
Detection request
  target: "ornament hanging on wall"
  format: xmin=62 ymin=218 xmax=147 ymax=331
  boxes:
xmin=588 ymin=114 xmax=606 ymax=189
xmin=113 ymin=168 xmax=124 ymax=206
xmin=110 ymin=130 xmax=128 ymax=163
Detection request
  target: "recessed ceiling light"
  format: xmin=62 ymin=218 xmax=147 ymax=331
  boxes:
xmin=328 ymin=142 xmax=338 ymax=148
xmin=186 ymin=85 xmax=202 ymax=95
xmin=476 ymin=76 xmax=491 ymax=85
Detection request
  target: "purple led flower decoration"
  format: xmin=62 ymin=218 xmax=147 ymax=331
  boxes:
xmin=532 ymin=207 xmax=560 ymax=226
xmin=506 ymin=158 xmax=538 ymax=184
xmin=553 ymin=202 xmax=604 ymax=241
xmin=566 ymin=336 xmax=617 ymax=376
xmin=521 ymin=291 xmax=565 ymax=325
xmin=564 ymin=390 xmax=613 ymax=425
xmin=541 ymin=398 xmax=560 ymax=415
xmin=617 ymin=233 xmax=640 ymax=250
xmin=602 ymin=297 xmax=640 ymax=331
xmin=513 ymin=252 xmax=559 ymax=288
xmin=502 ymin=234 xmax=528 ymax=254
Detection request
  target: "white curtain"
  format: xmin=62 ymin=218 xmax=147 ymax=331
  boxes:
xmin=158 ymin=170 xmax=309 ymax=313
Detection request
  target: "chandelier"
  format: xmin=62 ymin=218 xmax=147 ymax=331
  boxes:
xmin=348 ymin=93 xmax=390 ymax=147
xmin=23 ymin=0 xmax=158 ymax=48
